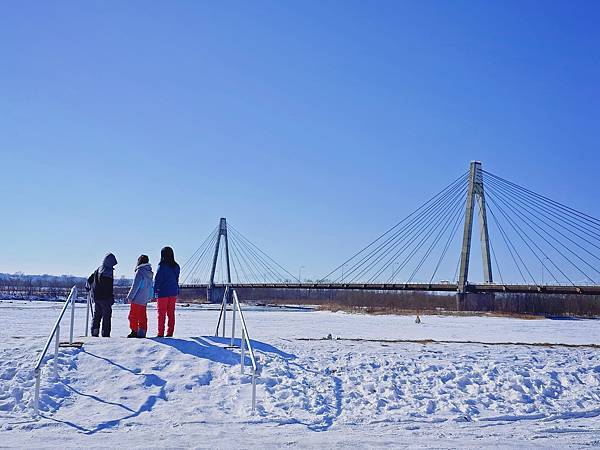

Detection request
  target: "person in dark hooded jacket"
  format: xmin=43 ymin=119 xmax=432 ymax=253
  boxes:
xmin=86 ymin=253 xmax=118 ymax=337
xmin=154 ymin=246 xmax=180 ymax=337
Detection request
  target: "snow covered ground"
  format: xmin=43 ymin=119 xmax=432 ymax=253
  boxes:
xmin=1 ymin=300 xmax=599 ymax=448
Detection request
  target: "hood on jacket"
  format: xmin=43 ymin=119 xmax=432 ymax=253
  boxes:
xmin=135 ymin=262 xmax=153 ymax=274
xmin=98 ymin=253 xmax=118 ymax=278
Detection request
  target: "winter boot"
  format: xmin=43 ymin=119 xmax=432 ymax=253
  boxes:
xmin=137 ymin=329 xmax=146 ymax=338
xmin=91 ymin=328 xmax=100 ymax=337
xmin=127 ymin=331 xmax=137 ymax=338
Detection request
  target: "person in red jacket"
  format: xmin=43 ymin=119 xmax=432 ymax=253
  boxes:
xmin=154 ymin=246 xmax=180 ymax=337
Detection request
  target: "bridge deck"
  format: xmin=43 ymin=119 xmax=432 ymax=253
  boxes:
xmin=180 ymin=283 xmax=600 ymax=296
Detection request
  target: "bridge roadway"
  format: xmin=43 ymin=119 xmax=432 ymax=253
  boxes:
xmin=179 ymin=283 xmax=600 ymax=296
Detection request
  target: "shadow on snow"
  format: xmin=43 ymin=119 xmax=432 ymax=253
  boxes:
xmin=43 ymin=335 xmax=283 ymax=434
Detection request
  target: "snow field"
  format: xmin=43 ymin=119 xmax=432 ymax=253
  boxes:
xmin=1 ymin=300 xmax=599 ymax=447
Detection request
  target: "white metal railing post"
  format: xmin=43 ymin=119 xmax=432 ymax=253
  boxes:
xmin=240 ymin=329 xmax=246 ymax=374
xmin=231 ymin=293 xmax=236 ymax=347
xmin=221 ymin=287 xmax=228 ymax=338
xmin=85 ymin=292 xmax=91 ymax=337
xmin=69 ymin=286 xmax=77 ymax=344
xmin=34 ymin=369 xmax=41 ymax=416
xmin=53 ymin=324 xmax=60 ymax=379
xmin=252 ymin=371 xmax=256 ymax=411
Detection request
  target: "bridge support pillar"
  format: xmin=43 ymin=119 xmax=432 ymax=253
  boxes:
xmin=207 ymin=218 xmax=232 ymax=303
xmin=457 ymin=161 xmax=493 ymax=310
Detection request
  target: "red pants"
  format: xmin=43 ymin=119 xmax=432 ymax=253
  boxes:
xmin=157 ymin=296 xmax=176 ymax=336
xmin=128 ymin=303 xmax=148 ymax=337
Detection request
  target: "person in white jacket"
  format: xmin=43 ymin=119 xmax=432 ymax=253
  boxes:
xmin=125 ymin=255 xmax=154 ymax=338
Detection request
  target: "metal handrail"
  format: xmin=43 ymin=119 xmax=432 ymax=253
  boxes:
xmin=214 ymin=286 xmax=258 ymax=410
xmin=33 ymin=285 xmax=77 ymax=415
xmin=232 ymin=290 xmax=257 ymax=372
xmin=215 ymin=286 xmax=229 ymax=337
xmin=232 ymin=289 xmax=258 ymax=410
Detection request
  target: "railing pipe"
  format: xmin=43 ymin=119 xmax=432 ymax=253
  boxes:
xmin=221 ymin=288 xmax=227 ymax=338
xmin=231 ymin=296 xmax=236 ymax=347
xmin=232 ymin=290 xmax=257 ymax=373
xmin=85 ymin=293 xmax=91 ymax=337
xmin=34 ymin=369 xmax=40 ymax=414
xmin=33 ymin=286 xmax=77 ymax=415
xmin=34 ymin=287 xmax=77 ymax=372
xmin=214 ymin=287 xmax=229 ymax=337
xmin=69 ymin=287 xmax=76 ymax=344
xmin=252 ymin=371 xmax=256 ymax=411
xmin=232 ymin=289 xmax=258 ymax=410
xmin=240 ymin=329 xmax=246 ymax=375
xmin=53 ymin=324 xmax=60 ymax=379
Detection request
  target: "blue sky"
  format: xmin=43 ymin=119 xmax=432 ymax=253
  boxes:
xmin=1 ymin=0 xmax=599 ymax=281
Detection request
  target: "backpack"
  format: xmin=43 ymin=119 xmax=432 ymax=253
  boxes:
xmin=86 ymin=269 xmax=99 ymax=295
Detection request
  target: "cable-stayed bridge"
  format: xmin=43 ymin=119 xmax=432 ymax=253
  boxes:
xmin=180 ymin=162 xmax=600 ymax=305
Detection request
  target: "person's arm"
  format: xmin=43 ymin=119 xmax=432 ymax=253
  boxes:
xmin=154 ymin=266 xmax=163 ymax=299
xmin=126 ymin=271 xmax=142 ymax=303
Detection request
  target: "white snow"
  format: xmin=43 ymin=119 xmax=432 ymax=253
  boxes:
xmin=1 ymin=300 xmax=599 ymax=448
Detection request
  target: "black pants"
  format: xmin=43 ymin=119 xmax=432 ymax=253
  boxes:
xmin=92 ymin=300 xmax=112 ymax=337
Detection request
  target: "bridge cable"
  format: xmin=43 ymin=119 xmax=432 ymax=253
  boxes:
xmin=344 ymin=182 xmax=462 ymax=283
xmin=228 ymin=225 xmax=300 ymax=282
xmin=229 ymin=237 xmax=252 ymax=283
xmin=229 ymin=237 xmax=262 ymax=283
xmin=181 ymin=227 xmax=219 ymax=284
xmin=485 ymin=186 xmax=596 ymax=283
xmin=486 ymin=192 xmax=568 ymax=284
xmin=484 ymin=175 xmax=600 ymax=260
xmin=429 ymin=197 xmax=467 ymax=283
xmin=231 ymin=229 xmax=290 ymax=282
xmin=317 ymin=171 xmax=469 ymax=282
xmin=486 ymin=203 xmax=531 ymax=284
xmin=228 ymin=228 xmax=289 ymax=282
xmin=408 ymin=194 xmax=466 ymax=283
xmin=369 ymin=184 xmax=468 ymax=283
xmin=385 ymin=185 xmax=467 ymax=283
xmin=338 ymin=176 xmax=468 ymax=283
xmin=483 ymin=173 xmax=600 ymax=243
xmin=484 ymin=177 xmax=600 ymax=281
xmin=483 ymin=170 xmax=600 ymax=233
xmin=326 ymin=173 xmax=468 ymax=282
xmin=180 ymin=226 xmax=218 ymax=278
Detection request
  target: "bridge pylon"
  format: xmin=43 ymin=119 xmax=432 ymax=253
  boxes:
xmin=457 ymin=161 xmax=493 ymax=310
xmin=207 ymin=217 xmax=232 ymax=303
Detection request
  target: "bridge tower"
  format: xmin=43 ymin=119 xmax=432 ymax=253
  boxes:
xmin=207 ymin=217 xmax=232 ymax=303
xmin=457 ymin=161 xmax=493 ymax=309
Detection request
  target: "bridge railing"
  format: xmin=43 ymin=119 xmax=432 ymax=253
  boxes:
xmin=215 ymin=286 xmax=258 ymax=410
xmin=33 ymin=285 xmax=78 ymax=415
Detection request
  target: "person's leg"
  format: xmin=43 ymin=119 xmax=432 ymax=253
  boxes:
xmin=128 ymin=303 xmax=137 ymax=335
xmin=138 ymin=305 xmax=148 ymax=338
xmin=166 ymin=296 xmax=176 ymax=336
xmin=157 ymin=298 xmax=167 ymax=337
xmin=101 ymin=302 xmax=112 ymax=337
xmin=91 ymin=301 xmax=103 ymax=337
